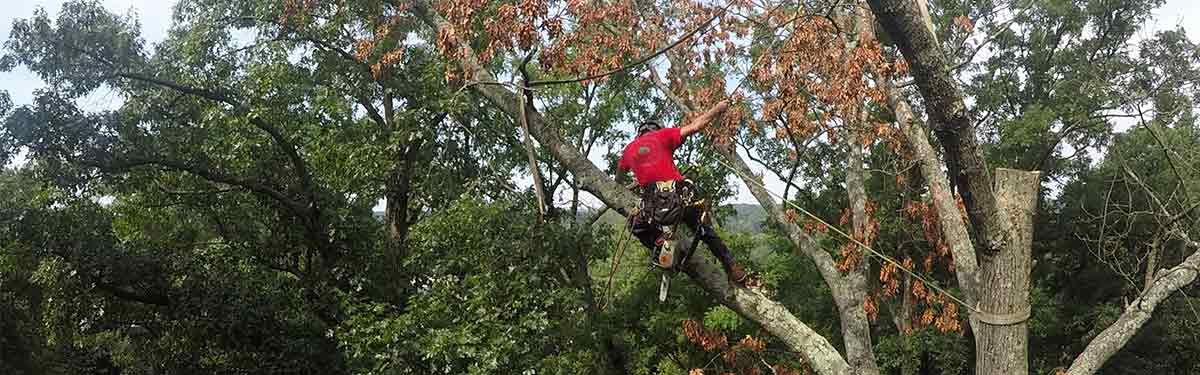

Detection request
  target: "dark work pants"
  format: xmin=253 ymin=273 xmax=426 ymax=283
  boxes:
xmin=630 ymin=196 xmax=737 ymax=273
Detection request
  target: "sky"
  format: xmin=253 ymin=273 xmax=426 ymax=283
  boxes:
xmin=2 ymin=0 xmax=1200 ymax=208
xmin=0 ymin=0 xmax=176 ymax=109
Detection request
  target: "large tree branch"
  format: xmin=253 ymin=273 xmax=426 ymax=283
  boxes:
xmin=354 ymin=93 xmax=389 ymax=129
xmin=867 ymin=0 xmax=1003 ymax=253
xmin=1066 ymin=243 xmax=1200 ymax=375
xmin=684 ymin=259 xmax=853 ymax=375
xmin=410 ymin=1 xmax=851 ymax=373
xmin=43 ymin=248 xmax=172 ymax=307
xmin=517 ymin=52 xmax=549 ymax=219
xmin=115 ymin=72 xmax=239 ymax=103
xmin=882 ymin=79 xmax=980 ymax=307
xmin=842 ymin=124 xmax=880 ymax=375
xmin=410 ymin=1 xmax=637 ymax=215
xmin=95 ymin=281 xmax=171 ymax=307
xmin=72 ymin=152 xmax=307 ymax=217
xmin=114 ymin=72 xmax=319 ymax=216
xmin=718 ymin=144 xmax=841 ymax=280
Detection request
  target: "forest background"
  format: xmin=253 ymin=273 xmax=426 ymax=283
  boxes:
xmin=2 ymin=0 xmax=1200 ymax=374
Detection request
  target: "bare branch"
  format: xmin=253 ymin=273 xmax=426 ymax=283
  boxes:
xmin=526 ymin=4 xmax=732 ymax=87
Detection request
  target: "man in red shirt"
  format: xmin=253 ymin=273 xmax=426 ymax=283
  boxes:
xmin=616 ymin=100 xmax=747 ymax=284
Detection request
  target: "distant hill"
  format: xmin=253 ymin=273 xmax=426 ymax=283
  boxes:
xmin=716 ymin=203 xmax=767 ymax=233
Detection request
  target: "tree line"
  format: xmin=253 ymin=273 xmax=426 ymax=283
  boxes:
xmin=1 ymin=0 xmax=1199 ymax=374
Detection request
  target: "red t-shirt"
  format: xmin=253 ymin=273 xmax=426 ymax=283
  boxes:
xmin=618 ymin=127 xmax=684 ymax=186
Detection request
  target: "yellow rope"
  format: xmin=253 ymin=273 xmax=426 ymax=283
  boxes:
xmin=714 ymin=157 xmax=985 ymax=315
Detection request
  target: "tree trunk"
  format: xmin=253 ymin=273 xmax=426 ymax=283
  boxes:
xmin=385 ymin=135 xmax=423 ymax=257
xmin=844 ymin=131 xmax=881 ymax=375
xmin=867 ymin=0 xmax=1002 ymax=254
xmin=975 ymin=169 xmax=1039 ymax=375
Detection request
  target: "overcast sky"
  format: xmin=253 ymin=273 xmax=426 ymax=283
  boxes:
xmin=2 ymin=0 xmax=1199 ymax=206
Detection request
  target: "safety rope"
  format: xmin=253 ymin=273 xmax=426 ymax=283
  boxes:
xmin=713 ymin=157 xmax=1031 ymax=325
xmin=602 ymin=228 xmax=631 ymax=310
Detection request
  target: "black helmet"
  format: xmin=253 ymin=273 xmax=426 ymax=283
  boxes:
xmin=637 ymin=121 xmax=662 ymax=135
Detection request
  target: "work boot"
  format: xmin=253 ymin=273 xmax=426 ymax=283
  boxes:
xmin=728 ymin=264 xmax=748 ymax=285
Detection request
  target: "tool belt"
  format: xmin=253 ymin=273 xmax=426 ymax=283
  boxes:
xmin=639 ymin=179 xmax=704 ymax=226
xmin=632 ymin=179 xmax=708 ymax=270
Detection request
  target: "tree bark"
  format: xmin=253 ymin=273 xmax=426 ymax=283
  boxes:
xmin=882 ymin=80 xmax=980 ymax=310
xmin=867 ymin=0 xmax=1002 ymax=254
xmin=844 ymin=129 xmax=881 ymax=375
xmin=385 ymin=135 xmax=423 ymax=254
xmin=975 ymin=168 xmax=1039 ymax=375
xmin=685 ymin=254 xmax=853 ymax=375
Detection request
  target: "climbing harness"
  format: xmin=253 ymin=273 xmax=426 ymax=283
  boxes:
xmin=713 ymin=158 xmax=1032 ymax=326
xmin=632 ymin=179 xmax=709 ymax=301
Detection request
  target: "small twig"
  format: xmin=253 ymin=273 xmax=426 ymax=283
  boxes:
xmin=526 ymin=3 xmax=734 ymax=87
xmin=517 ymin=51 xmax=548 ymax=221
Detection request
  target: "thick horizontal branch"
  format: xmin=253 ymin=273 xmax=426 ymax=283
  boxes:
xmin=113 ymin=72 xmax=318 ymax=216
xmin=96 ymin=156 xmax=308 ymax=217
xmin=96 ymin=281 xmax=171 ymax=307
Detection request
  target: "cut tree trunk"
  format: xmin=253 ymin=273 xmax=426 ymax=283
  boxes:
xmin=975 ymin=169 xmax=1039 ymax=375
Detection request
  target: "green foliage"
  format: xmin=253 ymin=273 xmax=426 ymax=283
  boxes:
xmin=703 ymin=305 xmax=742 ymax=332
xmin=2 ymin=0 xmax=1200 ymax=374
xmin=336 ymin=197 xmax=602 ymax=374
xmin=876 ymin=329 xmax=970 ymax=375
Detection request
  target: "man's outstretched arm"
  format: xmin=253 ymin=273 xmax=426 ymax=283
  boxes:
xmin=615 ymin=157 xmax=637 ymax=189
xmin=679 ymin=99 xmax=731 ymax=138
